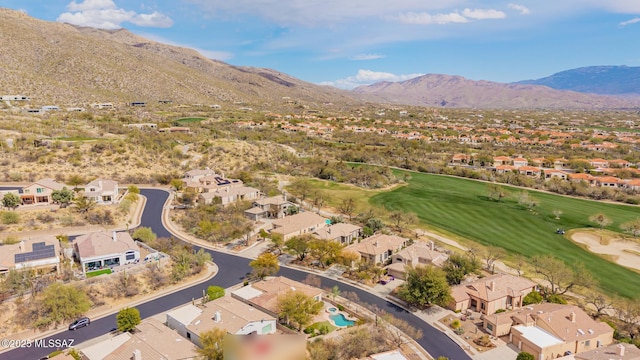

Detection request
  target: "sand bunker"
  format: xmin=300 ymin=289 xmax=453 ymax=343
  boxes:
xmin=571 ymin=231 xmax=640 ymax=271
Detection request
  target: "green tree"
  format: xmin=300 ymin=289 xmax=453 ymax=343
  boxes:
xmin=285 ymin=235 xmax=312 ymax=261
xmin=66 ymin=174 xmax=85 ymax=190
xmin=39 ymin=283 xmax=91 ymax=325
xmin=196 ymin=328 xmax=226 ymax=360
xmin=2 ymin=192 xmax=20 ymax=210
xmin=74 ymin=195 xmax=96 ymax=214
xmin=309 ymin=239 xmax=343 ymax=268
xmin=330 ymin=285 xmax=341 ymax=301
xmin=516 ymin=352 xmax=535 ymax=360
xmin=51 ymin=187 xmax=75 ymax=206
xmin=170 ymin=179 xmax=184 ymax=191
xmin=531 ymin=255 xmax=595 ymax=295
xmin=249 ymin=253 xmax=280 ymax=280
xmin=132 ymin=227 xmax=157 ymax=242
xmin=116 ymin=307 xmax=141 ymax=332
xmin=487 ymin=184 xmax=506 ymax=202
xmin=278 ymin=290 xmax=324 ymax=331
xmin=620 ymin=218 xmax=640 ymax=238
xmin=522 ymin=291 xmax=543 ymax=305
xmin=206 ymin=286 xmax=225 ymax=302
xmin=442 ymin=253 xmax=479 ymax=285
xmin=398 ymin=265 xmax=451 ymax=308
xmin=127 ymin=185 xmax=140 ymax=194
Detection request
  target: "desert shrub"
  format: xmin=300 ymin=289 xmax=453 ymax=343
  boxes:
xmin=1 ymin=211 xmax=20 ymax=224
xmin=547 ymin=294 xmax=567 ymax=304
xmin=36 ymin=212 xmax=56 ymax=223
xmin=522 ymin=291 xmax=543 ymax=305
xmin=3 ymin=236 xmax=19 ymax=245
xmin=451 ymin=319 xmax=461 ymax=329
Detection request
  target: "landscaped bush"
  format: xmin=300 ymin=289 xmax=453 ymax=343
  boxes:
xmin=336 ymin=304 xmax=345 ymax=311
xmin=495 ymin=309 xmax=506 ymax=313
xmin=522 ymin=291 xmax=543 ymax=305
xmin=547 ymin=294 xmax=567 ymax=304
xmin=206 ymin=286 xmax=225 ymax=301
xmin=451 ymin=319 xmax=461 ymax=329
xmin=454 ymin=327 xmax=465 ymax=335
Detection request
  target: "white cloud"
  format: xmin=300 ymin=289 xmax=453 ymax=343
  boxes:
xmin=350 ymin=54 xmax=385 ymax=60
xmin=620 ymin=17 xmax=640 ymax=26
xmin=508 ymin=3 xmax=531 ymax=15
xmin=462 ymin=8 xmax=506 ymax=20
xmin=320 ymin=69 xmax=424 ymax=89
xmin=57 ymin=0 xmax=173 ymax=29
xmin=391 ymin=11 xmax=468 ymax=25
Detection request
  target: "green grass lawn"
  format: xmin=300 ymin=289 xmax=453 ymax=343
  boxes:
xmin=305 ymin=321 xmax=337 ymax=336
xmin=86 ymin=269 xmax=112 ymax=278
xmin=370 ymin=171 xmax=640 ymax=298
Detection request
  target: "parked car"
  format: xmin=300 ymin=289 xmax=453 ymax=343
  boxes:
xmin=68 ymin=317 xmax=90 ymax=330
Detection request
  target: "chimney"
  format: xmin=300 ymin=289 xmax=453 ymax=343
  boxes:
xmin=283 ymin=193 xmax=287 ymax=202
xmin=214 ymin=311 xmax=221 ymax=322
xmin=132 ymin=349 xmax=142 ymax=360
xmin=18 ymin=240 xmax=25 ymax=252
xmin=569 ymin=311 xmax=576 ymax=322
xmin=617 ymin=344 xmax=625 ymax=356
xmin=98 ymin=180 xmax=103 ymax=188
xmin=489 ymin=281 xmax=495 ymax=292
xmin=113 ymin=231 xmax=117 ymax=242
xmin=430 ymin=241 xmax=435 ymax=251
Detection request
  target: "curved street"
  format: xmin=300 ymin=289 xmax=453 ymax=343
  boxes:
xmin=4 ymin=188 xmax=470 ymax=360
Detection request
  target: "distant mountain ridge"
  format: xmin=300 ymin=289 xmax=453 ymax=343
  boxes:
xmin=353 ymin=74 xmax=640 ymax=109
xmin=0 ymin=7 xmax=358 ymax=107
xmin=515 ymin=66 xmax=640 ymax=96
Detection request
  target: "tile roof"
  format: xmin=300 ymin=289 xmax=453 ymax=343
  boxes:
xmin=75 ymin=231 xmax=139 ymax=260
xmin=451 ymin=273 xmax=537 ymax=303
xmin=271 ymin=212 xmax=327 ymax=236
xmin=345 ymin=233 xmax=407 ymax=256
xmin=186 ymin=295 xmax=275 ymax=335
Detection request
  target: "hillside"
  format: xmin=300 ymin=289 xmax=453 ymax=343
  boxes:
xmin=0 ymin=8 xmax=359 ymax=107
xmin=353 ymin=74 xmax=640 ymax=109
xmin=516 ymin=66 xmax=640 ymax=96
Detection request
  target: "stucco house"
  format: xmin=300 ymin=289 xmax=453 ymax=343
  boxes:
xmin=20 ymin=178 xmax=65 ymax=205
xmin=231 ymin=276 xmax=323 ymax=317
xmin=83 ymin=179 xmax=119 ymax=204
xmin=73 ymin=231 xmax=140 ymax=274
xmin=344 ymin=233 xmax=408 ymax=265
xmin=0 ymin=236 xmax=60 ymax=274
xmin=270 ymin=211 xmax=328 ymax=240
xmin=166 ymin=295 xmax=276 ymax=348
xmin=244 ymin=195 xmax=297 ymax=221
xmin=386 ymin=241 xmax=449 ymax=280
xmin=449 ymin=273 xmax=537 ymax=315
xmin=198 ymin=186 xmax=260 ymax=206
xmin=482 ymin=304 xmax=613 ymax=360
xmin=557 ymin=343 xmax=640 ymax=360
xmin=313 ymin=223 xmax=362 ymax=245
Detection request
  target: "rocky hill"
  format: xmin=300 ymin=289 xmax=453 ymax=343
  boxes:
xmin=353 ymin=74 xmax=640 ymax=109
xmin=515 ymin=66 xmax=640 ymax=96
xmin=0 ymin=8 xmax=358 ymax=107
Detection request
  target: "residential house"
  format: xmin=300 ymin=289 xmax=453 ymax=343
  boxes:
xmin=449 ymin=273 xmax=537 ymax=315
xmin=569 ymin=173 xmax=597 ymax=186
xmin=73 ymin=231 xmax=140 ymax=274
xmin=518 ymin=166 xmax=542 ymax=177
xmin=513 ymin=157 xmax=529 ymax=168
xmin=590 ymin=159 xmax=609 ymax=168
xmin=386 ymin=241 xmax=449 ymax=280
xmin=166 ymin=295 xmax=276 ymax=348
xmin=344 ymin=233 xmax=408 ymax=265
xmin=451 ymin=154 xmax=471 ymax=165
xmin=608 ymin=159 xmax=631 ymax=168
xmin=244 ymin=195 xmax=296 ymax=221
xmin=231 ymin=276 xmax=323 ymax=317
xmin=83 ymin=179 xmax=119 ymax=204
xmin=0 ymin=236 xmax=60 ymax=274
xmin=557 ymin=343 xmax=640 ymax=360
xmin=482 ymin=304 xmax=613 ymax=360
xmin=183 ymin=168 xmax=218 ymax=182
xmin=531 ymin=158 xmax=546 ymax=167
xmin=80 ymin=318 xmax=198 ymax=360
xmin=625 ymin=179 xmax=640 ymax=192
xmin=20 ymin=178 xmax=65 ymax=205
xmin=544 ymin=169 xmax=569 ymax=181
xmin=496 ymin=165 xmax=517 ymax=174
xmin=595 ymin=176 xmax=622 ymax=188
xmin=313 ymin=223 xmax=362 ymax=245
xmin=493 ymin=156 xmax=513 ymax=166
xmin=554 ymin=158 xmax=570 ymax=169
xmin=198 ymin=186 xmax=260 ymax=206
xmin=270 ymin=211 xmax=328 ymax=240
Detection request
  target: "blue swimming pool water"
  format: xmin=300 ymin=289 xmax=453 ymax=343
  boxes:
xmin=328 ymin=307 xmax=337 ymax=313
xmin=329 ymin=313 xmax=354 ymax=327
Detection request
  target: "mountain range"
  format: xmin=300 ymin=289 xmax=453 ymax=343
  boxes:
xmin=1 ymin=7 xmax=639 ymax=110
xmin=515 ymin=66 xmax=640 ymax=96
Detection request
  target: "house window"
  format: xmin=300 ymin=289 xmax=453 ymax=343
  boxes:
xmin=486 ymin=323 xmax=493 ymax=331
xmin=37 ymin=188 xmax=44 ymax=193
xmin=585 ymin=340 xmax=590 ymax=347
xmin=125 ymin=251 xmax=136 ymax=261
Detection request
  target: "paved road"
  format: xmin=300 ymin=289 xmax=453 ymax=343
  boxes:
xmin=5 ymin=188 xmax=470 ymax=360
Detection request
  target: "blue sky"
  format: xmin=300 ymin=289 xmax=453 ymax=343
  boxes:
xmin=3 ymin=0 xmax=640 ymax=88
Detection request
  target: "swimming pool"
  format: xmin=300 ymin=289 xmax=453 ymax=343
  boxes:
xmin=327 ymin=307 xmax=337 ymax=313
xmin=329 ymin=313 xmax=354 ymax=327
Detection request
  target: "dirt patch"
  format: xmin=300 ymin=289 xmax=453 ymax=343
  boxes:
xmin=570 ymin=230 xmax=640 ymax=271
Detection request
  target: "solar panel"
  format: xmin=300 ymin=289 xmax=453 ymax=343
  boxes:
xmin=14 ymin=243 xmax=56 ymax=263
